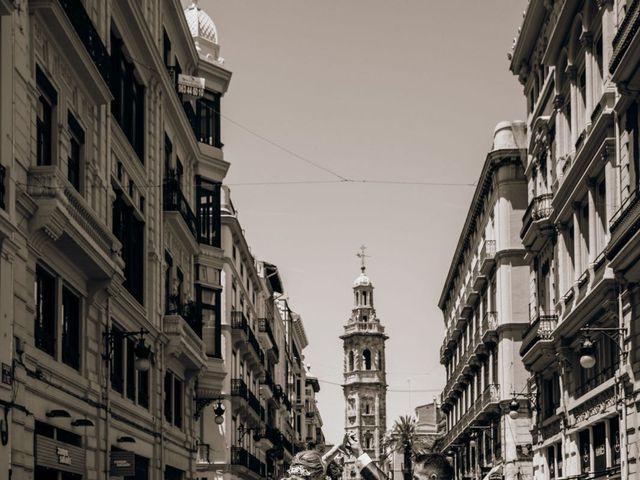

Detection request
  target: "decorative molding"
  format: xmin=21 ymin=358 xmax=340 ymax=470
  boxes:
xmin=572 ymin=386 xmax=616 ymax=424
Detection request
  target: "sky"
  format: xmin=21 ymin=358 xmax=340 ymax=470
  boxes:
xmin=198 ymin=0 xmax=529 ymax=443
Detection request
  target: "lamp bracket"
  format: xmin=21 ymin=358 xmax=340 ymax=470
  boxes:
xmin=194 ymin=397 xmax=215 ymax=421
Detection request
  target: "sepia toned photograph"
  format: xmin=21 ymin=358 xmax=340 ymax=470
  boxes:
xmin=0 ymin=1 xmax=638 ymax=480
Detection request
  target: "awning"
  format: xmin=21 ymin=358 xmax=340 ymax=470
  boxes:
xmin=482 ymin=465 xmax=503 ymax=480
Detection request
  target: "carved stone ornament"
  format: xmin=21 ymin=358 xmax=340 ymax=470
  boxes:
xmin=572 ymin=386 xmax=616 ymax=424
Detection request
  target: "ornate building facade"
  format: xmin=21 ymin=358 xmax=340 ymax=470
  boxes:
xmin=437 ymin=122 xmax=532 ymax=480
xmin=507 ymin=1 xmax=640 ymax=479
xmin=342 ymin=253 xmax=388 ymax=478
xmin=0 ymin=1 xmax=325 ymax=479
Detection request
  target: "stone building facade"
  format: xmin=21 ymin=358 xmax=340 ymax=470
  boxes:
xmin=508 ymin=1 xmax=640 ymax=479
xmin=437 ymin=123 xmax=532 ymax=480
xmin=0 ymin=1 xmax=324 ymax=479
xmin=342 ymin=261 xmax=388 ymax=479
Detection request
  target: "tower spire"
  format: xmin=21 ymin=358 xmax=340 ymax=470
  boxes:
xmin=356 ymin=245 xmax=370 ymax=273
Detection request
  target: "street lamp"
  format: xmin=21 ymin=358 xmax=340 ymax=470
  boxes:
xmin=578 ymin=323 xmax=628 ymax=480
xmin=104 ymin=328 xmax=152 ymax=372
xmin=213 ymin=399 xmax=226 ymax=425
xmin=578 ymin=324 xmax=627 ymax=369
xmin=507 ymin=391 xmax=537 ymax=419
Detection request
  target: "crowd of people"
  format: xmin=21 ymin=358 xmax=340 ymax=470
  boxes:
xmin=284 ymin=434 xmax=453 ymax=480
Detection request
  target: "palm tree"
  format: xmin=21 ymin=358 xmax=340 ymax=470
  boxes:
xmin=384 ymin=416 xmax=422 ymax=480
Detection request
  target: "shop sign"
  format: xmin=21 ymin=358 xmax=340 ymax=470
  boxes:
xmin=110 ymin=450 xmax=136 ymax=476
xmin=177 ymin=74 xmax=205 ymax=98
xmin=35 ymin=435 xmax=85 ymax=475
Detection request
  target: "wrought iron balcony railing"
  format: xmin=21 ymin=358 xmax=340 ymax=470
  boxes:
xmin=231 ymin=378 xmax=248 ymax=399
xmin=259 ymin=318 xmax=280 ymax=358
xmin=57 ymin=0 xmax=110 ymax=83
xmin=163 ymin=177 xmax=198 ymax=238
xmin=521 ymin=193 xmax=554 ymax=238
xmin=520 ymin=313 xmax=558 ymax=357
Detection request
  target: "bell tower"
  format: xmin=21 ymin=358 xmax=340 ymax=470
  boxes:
xmin=342 ymin=246 xmax=388 ymax=478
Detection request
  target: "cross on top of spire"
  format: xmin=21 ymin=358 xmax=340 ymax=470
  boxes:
xmin=356 ymin=245 xmax=370 ymax=273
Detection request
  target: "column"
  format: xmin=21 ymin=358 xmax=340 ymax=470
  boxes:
xmin=588 ymin=179 xmax=597 ymax=264
xmin=573 ymin=207 xmax=581 ymax=281
xmin=582 ymin=32 xmax=594 ymax=129
xmin=568 ymin=65 xmax=578 ymax=151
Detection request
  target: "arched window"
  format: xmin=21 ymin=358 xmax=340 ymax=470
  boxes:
xmin=348 ymin=351 xmax=354 ymax=371
xmin=362 ymin=291 xmax=367 ymax=305
xmin=363 ymin=350 xmax=372 ymax=370
xmin=362 ymin=315 xmax=368 ymax=322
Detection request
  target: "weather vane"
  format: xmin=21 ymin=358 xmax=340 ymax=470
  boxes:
xmin=356 ymin=245 xmax=370 ymax=273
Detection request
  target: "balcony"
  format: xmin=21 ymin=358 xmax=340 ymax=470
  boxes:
xmin=167 ymin=299 xmax=202 ymax=338
xmin=259 ymin=318 xmax=280 ymax=360
xmin=472 ymin=262 xmax=486 ymax=291
xmin=231 ymin=378 xmax=248 ymax=397
xmin=481 ymin=311 xmax=498 ymax=344
xmin=520 ymin=314 xmax=558 ymax=371
xmin=247 ymin=388 xmax=262 ymax=416
xmin=163 ymin=177 xmax=198 ymax=242
xmin=27 ymin=166 xmax=123 ymax=280
xmin=607 ymin=190 xmax=640 ymax=281
xmin=231 ymin=447 xmax=266 ymax=478
xmin=260 ymin=371 xmax=275 ymax=400
xmin=610 ymin=0 xmax=640 ymax=81
xmin=164 ymin=313 xmax=207 ymax=371
xmin=166 ymin=67 xmax=223 ymax=150
xmin=521 ymin=193 xmax=554 ymax=250
xmin=479 ymin=240 xmax=496 ymax=275
xmin=30 ymin=0 xmax=111 ymax=102
xmin=440 ymin=384 xmax=501 ymax=451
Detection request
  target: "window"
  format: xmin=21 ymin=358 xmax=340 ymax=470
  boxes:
xmin=110 ymin=30 xmax=145 ymax=161
xmin=124 ymin=453 xmax=149 ymax=480
xmin=363 ymin=349 xmax=372 ymax=370
xmin=162 ymin=29 xmax=172 ymax=68
xmin=164 ymin=134 xmax=173 ymax=178
xmin=67 ymin=112 xmax=85 ymax=192
xmin=580 ymin=429 xmax=591 ymax=474
xmin=164 ymin=371 xmax=183 ymax=428
xmin=165 ymin=251 xmax=173 ymax=314
xmin=348 ymin=351 xmax=354 ymax=371
xmin=196 ymin=177 xmax=221 ymax=247
xmin=610 ymin=417 xmax=620 ymax=467
xmin=197 ymin=285 xmax=220 ymax=352
xmin=109 ymin=325 xmax=149 ymax=408
xmin=195 ymin=95 xmax=222 ymax=147
xmin=61 ymin=287 xmax=80 ymax=370
xmin=112 ymin=191 xmax=145 ymax=303
xmin=35 ymin=265 xmax=56 ymax=356
xmin=595 ymin=178 xmax=607 ymax=255
xmin=36 ymin=67 xmax=57 ymax=166
xmin=111 ymin=325 xmax=124 ymax=393
xmin=626 ymin=102 xmax=640 ymax=190
xmin=577 ymin=333 xmax=618 ymax=396
xmin=542 ymin=373 xmax=560 ymax=419
xmin=164 ymin=466 xmax=184 ymax=480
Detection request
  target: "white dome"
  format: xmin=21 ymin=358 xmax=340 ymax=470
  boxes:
xmin=184 ymin=1 xmax=218 ymax=45
xmin=353 ymin=272 xmax=372 ymax=287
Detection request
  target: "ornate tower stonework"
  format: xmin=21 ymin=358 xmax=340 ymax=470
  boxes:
xmin=342 ymin=247 xmax=388 ymax=477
